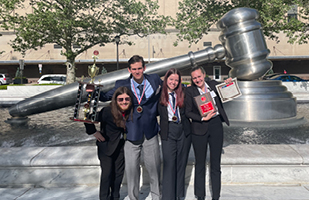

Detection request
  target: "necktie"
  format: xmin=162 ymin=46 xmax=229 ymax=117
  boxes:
xmin=137 ymin=84 xmax=145 ymax=101
xmin=169 ymin=92 xmax=179 ymax=123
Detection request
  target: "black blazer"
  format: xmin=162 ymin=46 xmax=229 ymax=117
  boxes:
xmin=185 ymin=80 xmax=229 ymax=136
xmin=158 ymin=88 xmax=191 ymax=141
xmin=84 ymin=106 xmax=124 ymax=156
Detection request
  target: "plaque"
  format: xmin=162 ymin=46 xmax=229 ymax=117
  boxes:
xmin=194 ymin=92 xmax=218 ymax=117
xmin=70 ymin=50 xmax=103 ymax=123
xmin=215 ymin=78 xmax=242 ymax=103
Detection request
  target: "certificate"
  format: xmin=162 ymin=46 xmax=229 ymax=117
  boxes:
xmin=194 ymin=92 xmax=218 ymax=117
xmin=215 ymin=78 xmax=242 ymax=103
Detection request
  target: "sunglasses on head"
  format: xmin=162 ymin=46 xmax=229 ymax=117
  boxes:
xmin=117 ymin=97 xmax=130 ymax=102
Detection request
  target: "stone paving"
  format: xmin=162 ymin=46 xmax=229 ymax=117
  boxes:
xmin=0 ymin=145 xmax=308 ymax=200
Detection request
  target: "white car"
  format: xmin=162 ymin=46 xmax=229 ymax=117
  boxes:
xmin=0 ymin=73 xmax=12 ymax=85
xmin=37 ymin=74 xmax=66 ymax=85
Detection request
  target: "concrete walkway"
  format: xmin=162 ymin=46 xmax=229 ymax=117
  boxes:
xmin=0 ymin=144 xmax=308 ymax=200
xmin=1 ymin=185 xmax=309 ymax=200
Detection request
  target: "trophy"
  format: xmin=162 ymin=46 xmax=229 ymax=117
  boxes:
xmin=70 ymin=50 xmax=103 ymax=123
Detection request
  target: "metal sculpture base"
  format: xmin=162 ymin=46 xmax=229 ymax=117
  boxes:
xmin=223 ymin=80 xmax=307 ymax=127
xmin=5 ymin=117 xmax=30 ymax=126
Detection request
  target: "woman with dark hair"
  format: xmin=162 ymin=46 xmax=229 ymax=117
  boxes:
xmin=84 ymin=86 xmax=133 ymax=200
xmin=158 ymin=68 xmax=191 ymax=200
xmin=185 ymin=66 xmax=231 ymax=200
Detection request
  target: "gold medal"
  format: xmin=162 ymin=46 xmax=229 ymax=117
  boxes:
xmin=137 ymin=106 xmax=143 ymax=113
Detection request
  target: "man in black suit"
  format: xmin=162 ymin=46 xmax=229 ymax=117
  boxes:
xmin=100 ymin=55 xmax=162 ymax=200
xmin=185 ymin=66 xmax=230 ymax=200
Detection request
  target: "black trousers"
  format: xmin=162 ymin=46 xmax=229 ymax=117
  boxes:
xmin=97 ymin=139 xmax=125 ymax=200
xmin=191 ymin=116 xmax=223 ymax=199
xmin=161 ymin=122 xmax=192 ymax=200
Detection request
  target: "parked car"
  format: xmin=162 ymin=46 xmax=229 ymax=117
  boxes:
xmin=269 ymin=74 xmax=308 ymax=82
xmin=37 ymin=74 xmax=66 ymax=85
xmin=0 ymin=73 xmax=12 ymax=85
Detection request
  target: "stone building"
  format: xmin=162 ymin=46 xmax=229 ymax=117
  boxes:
xmin=0 ymin=0 xmax=309 ymax=82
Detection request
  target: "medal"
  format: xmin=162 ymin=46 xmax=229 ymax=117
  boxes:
xmin=137 ymin=106 xmax=143 ymax=113
xmin=172 ymin=116 xmax=178 ymax=122
xmin=132 ymin=79 xmax=146 ymax=113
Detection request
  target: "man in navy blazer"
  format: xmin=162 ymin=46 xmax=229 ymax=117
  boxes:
xmin=100 ymin=55 xmax=162 ymax=200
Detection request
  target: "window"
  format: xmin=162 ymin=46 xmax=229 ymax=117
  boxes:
xmin=288 ymin=4 xmax=298 ymax=22
xmin=290 ymin=76 xmax=301 ymax=81
xmin=280 ymin=76 xmax=289 ymax=81
xmin=213 ymin=66 xmax=221 ymax=81
xmin=203 ymin=42 xmax=212 ymax=47
xmin=42 ymin=77 xmax=52 ymax=81
xmin=53 ymin=77 xmax=62 ymax=81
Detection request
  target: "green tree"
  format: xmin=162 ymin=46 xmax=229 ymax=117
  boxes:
xmin=174 ymin=0 xmax=305 ymax=46
xmin=288 ymin=0 xmax=309 ymax=44
xmin=0 ymin=0 xmax=23 ymax=55
xmin=1 ymin=0 xmax=170 ymax=84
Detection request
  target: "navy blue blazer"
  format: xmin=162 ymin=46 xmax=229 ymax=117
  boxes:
xmin=185 ymin=80 xmax=229 ymax=136
xmin=100 ymin=73 xmax=163 ymax=141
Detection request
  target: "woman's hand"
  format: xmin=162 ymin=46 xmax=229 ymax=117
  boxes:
xmin=202 ymin=110 xmax=216 ymax=121
xmin=93 ymin=131 xmax=105 ymax=142
xmin=224 ymin=77 xmax=233 ymax=84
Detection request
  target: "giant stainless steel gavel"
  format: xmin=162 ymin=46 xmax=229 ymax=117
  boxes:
xmin=8 ymin=7 xmax=271 ymax=118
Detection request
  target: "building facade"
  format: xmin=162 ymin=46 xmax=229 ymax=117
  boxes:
xmin=0 ymin=0 xmax=309 ymax=81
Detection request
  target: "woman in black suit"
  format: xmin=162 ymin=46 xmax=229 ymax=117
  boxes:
xmin=158 ymin=68 xmax=191 ymax=200
xmin=84 ymin=86 xmax=133 ymax=200
xmin=185 ymin=66 xmax=231 ymax=200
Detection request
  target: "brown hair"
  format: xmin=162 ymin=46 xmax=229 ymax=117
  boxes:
xmin=128 ymin=55 xmax=145 ymax=69
xmin=160 ymin=68 xmax=184 ymax=108
xmin=190 ymin=66 xmax=206 ymax=86
xmin=110 ymin=86 xmax=133 ymax=129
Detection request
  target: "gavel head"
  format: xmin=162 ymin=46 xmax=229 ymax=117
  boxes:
xmin=217 ymin=7 xmax=273 ymax=81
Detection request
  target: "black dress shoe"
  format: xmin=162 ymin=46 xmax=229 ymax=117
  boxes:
xmin=197 ymin=197 xmax=205 ymax=200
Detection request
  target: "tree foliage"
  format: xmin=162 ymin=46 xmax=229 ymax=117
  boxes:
xmin=174 ymin=0 xmax=307 ymax=46
xmin=0 ymin=0 xmax=24 ymax=54
xmin=0 ymin=0 xmax=170 ymax=83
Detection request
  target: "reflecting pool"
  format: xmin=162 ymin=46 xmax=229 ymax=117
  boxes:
xmin=1 ymin=104 xmax=309 ymax=147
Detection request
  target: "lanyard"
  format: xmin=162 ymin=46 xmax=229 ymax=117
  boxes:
xmin=168 ymin=93 xmax=177 ymax=115
xmin=131 ymin=79 xmax=146 ymax=105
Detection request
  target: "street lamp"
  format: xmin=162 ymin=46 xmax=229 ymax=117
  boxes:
xmin=114 ymin=35 xmax=120 ymax=70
